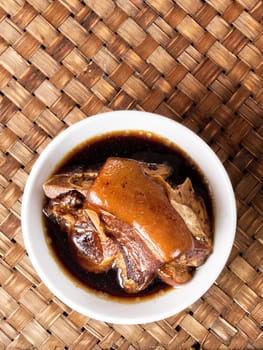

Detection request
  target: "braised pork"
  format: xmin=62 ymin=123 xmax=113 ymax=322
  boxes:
xmin=101 ymin=211 xmax=161 ymax=293
xmin=43 ymin=157 xmax=213 ymax=293
xmin=44 ymin=191 xmax=118 ymax=273
xmin=88 ymin=158 xmax=194 ymax=262
xmin=43 ymin=171 xmax=97 ymax=199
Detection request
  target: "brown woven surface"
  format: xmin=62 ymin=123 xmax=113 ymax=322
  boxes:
xmin=0 ymin=0 xmax=262 ymax=349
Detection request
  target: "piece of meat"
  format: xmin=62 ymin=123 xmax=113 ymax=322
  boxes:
xmin=101 ymin=211 xmax=161 ymax=293
xmin=43 ymin=171 xmax=98 ymax=199
xmin=156 ymin=236 xmax=212 ymax=287
xmin=157 ymin=261 xmax=193 ymax=286
xmin=43 ymin=191 xmax=118 ymax=273
xmin=88 ymin=157 xmax=194 ymax=262
xmin=141 ymin=162 xmax=171 ymax=179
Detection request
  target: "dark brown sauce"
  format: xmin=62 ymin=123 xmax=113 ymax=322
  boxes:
xmin=43 ymin=131 xmax=214 ymax=301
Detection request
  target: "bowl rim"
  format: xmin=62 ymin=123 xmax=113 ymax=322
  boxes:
xmin=21 ymin=110 xmax=237 ymax=324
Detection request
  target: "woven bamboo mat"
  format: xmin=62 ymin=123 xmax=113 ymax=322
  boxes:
xmin=0 ymin=0 xmax=262 ymax=349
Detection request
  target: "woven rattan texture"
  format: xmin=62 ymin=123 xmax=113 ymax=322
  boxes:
xmin=0 ymin=0 xmax=262 ymax=349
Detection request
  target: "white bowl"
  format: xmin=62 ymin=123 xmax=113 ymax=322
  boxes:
xmin=21 ymin=110 xmax=236 ymax=324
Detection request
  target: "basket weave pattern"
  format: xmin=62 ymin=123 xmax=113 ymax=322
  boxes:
xmin=0 ymin=0 xmax=262 ymax=349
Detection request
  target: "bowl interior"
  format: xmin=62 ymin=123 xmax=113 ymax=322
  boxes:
xmin=22 ymin=110 xmax=236 ymax=324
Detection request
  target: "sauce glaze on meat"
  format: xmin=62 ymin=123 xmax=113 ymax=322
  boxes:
xmin=43 ymin=131 xmax=214 ymax=300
